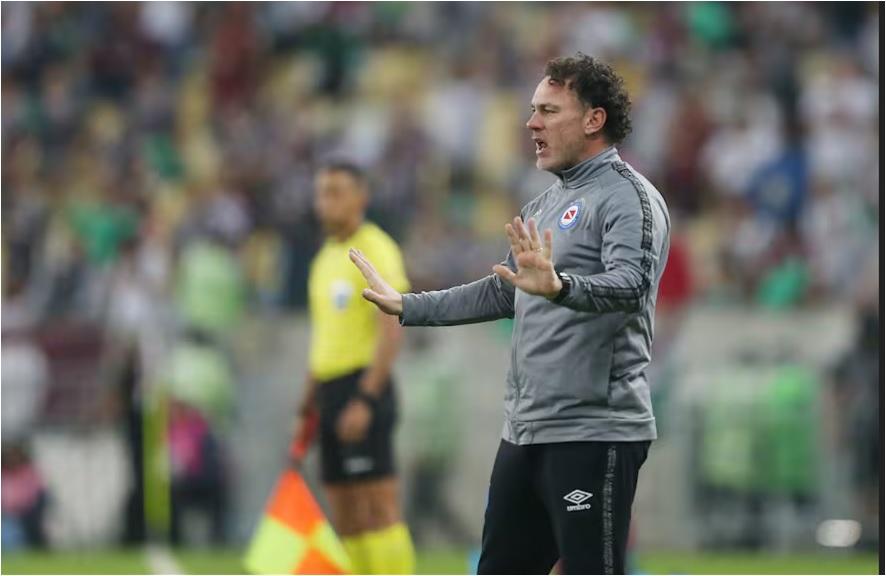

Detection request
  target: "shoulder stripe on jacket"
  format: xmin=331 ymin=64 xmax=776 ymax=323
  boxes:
xmin=582 ymin=162 xmax=654 ymax=308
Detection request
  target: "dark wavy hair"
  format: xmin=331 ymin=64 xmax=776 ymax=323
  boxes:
xmin=544 ymin=53 xmax=633 ymax=144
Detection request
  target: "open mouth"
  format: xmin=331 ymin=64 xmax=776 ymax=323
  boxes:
xmin=533 ymin=138 xmax=548 ymax=154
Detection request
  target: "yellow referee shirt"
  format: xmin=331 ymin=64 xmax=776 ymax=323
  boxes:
xmin=308 ymin=222 xmax=410 ymax=382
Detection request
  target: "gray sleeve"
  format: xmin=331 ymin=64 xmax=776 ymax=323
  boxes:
xmin=400 ymin=253 xmax=516 ymax=326
xmin=555 ymin=184 xmax=661 ymax=314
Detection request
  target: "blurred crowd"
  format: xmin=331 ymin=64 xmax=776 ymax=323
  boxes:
xmin=1 ymin=1 xmax=879 ymax=549
xmin=3 ymin=2 xmax=879 ymax=317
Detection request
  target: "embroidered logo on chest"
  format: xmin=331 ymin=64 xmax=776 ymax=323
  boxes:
xmin=558 ymin=203 xmax=581 ymax=230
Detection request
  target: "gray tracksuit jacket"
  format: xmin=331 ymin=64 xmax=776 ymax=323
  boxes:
xmin=401 ymin=147 xmax=670 ymax=444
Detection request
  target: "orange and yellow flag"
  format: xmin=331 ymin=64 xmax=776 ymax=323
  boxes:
xmin=245 ymin=412 xmax=351 ymax=575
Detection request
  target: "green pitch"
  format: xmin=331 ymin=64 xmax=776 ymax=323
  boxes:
xmin=634 ymin=551 xmax=879 ymax=575
xmin=1 ymin=548 xmax=878 ymax=574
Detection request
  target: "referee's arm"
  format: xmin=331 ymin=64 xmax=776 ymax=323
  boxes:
xmin=358 ymin=311 xmax=403 ymax=398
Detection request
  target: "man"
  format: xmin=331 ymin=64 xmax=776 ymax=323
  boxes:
xmin=297 ymin=161 xmax=415 ymax=574
xmin=350 ymin=54 xmax=670 ymax=574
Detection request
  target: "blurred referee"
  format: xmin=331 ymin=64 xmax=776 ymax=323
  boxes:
xmin=296 ymin=161 xmax=415 ymax=574
xmin=350 ymin=54 xmax=670 ymax=574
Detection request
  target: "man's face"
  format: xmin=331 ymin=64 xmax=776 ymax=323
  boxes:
xmin=313 ymin=170 xmax=367 ymax=236
xmin=526 ymin=76 xmax=590 ymax=172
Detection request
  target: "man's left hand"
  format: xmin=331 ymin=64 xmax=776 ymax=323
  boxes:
xmin=493 ymin=217 xmax=562 ymax=299
xmin=336 ymin=398 xmax=373 ymax=443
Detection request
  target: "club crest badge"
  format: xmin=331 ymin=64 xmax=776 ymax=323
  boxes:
xmin=559 ymin=203 xmax=581 ymax=230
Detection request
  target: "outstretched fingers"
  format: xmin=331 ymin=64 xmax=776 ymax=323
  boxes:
xmin=349 ymin=248 xmax=404 ymax=315
xmin=527 ymin=218 xmax=542 ymax=252
xmin=505 ymin=222 xmax=524 ymax=256
xmin=513 ymin=217 xmax=532 ymax=253
xmin=349 ymin=248 xmax=378 ymax=281
xmin=361 ymin=287 xmax=383 ymax=305
xmin=492 ymin=264 xmax=517 ymax=285
xmin=543 ymin=228 xmax=554 ymax=260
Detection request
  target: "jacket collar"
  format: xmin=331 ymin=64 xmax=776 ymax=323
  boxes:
xmin=556 ymin=146 xmax=619 ymax=188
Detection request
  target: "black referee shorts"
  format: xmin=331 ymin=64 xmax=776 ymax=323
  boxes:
xmin=478 ymin=439 xmax=650 ymax=575
xmin=316 ymin=369 xmax=397 ymax=485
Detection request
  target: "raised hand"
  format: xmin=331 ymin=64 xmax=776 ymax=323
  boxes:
xmin=492 ymin=217 xmax=562 ymax=299
xmin=349 ymin=248 xmax=404 ymax=315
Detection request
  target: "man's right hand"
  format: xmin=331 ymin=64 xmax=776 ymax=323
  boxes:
xmin=348 ymin=248 xmax=403 ymax=316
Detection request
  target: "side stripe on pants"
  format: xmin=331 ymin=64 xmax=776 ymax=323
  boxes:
xmin=602 ymin=445 xmax=617 ymax=575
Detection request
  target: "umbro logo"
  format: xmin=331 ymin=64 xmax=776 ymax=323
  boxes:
xmin=563 ymin=489 xmax=593 ymax=511
xmin=564 ymin=489 xmax=592 ymax=504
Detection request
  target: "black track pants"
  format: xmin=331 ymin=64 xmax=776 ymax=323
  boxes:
xmin=478 ymin=439 xmax=650 ymax=575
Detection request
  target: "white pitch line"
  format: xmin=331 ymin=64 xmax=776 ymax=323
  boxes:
xmin=144 ymin=544 xmax=184 ymax=575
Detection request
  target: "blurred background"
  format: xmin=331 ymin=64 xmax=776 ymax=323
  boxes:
xmin=1 ymin=2 xmax=880 ymax=574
